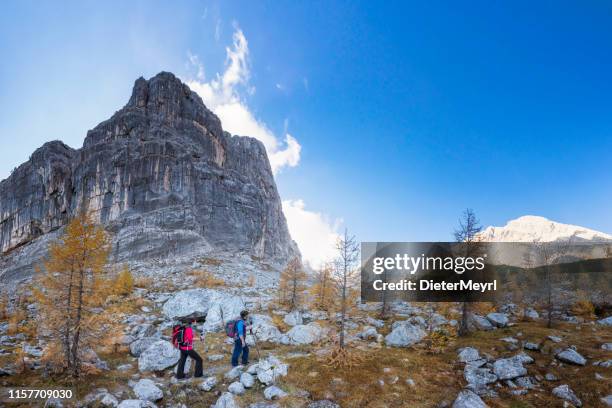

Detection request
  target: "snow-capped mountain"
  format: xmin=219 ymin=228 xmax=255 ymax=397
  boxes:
xmin=479 ymin=215 xmax=612 ymax=243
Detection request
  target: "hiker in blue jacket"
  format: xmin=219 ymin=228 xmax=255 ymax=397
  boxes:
xmin=231 ymin=310 xmax=251 ymax=366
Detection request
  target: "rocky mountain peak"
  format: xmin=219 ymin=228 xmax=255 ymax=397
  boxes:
xmin=0 ymin=72 xmax=298 ymax=282
xmin=479 ymin=215 xmax=612 ymax=243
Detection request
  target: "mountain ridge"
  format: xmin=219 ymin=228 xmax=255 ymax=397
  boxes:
xmin=480 ymin=215 xmax=612 ymax=243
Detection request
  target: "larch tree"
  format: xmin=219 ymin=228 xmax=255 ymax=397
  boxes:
xmin=534 ymin=239 xmax=572 ymax=328
xmin=309 ymin=262 xmax=335 ymax=312
xmin=325 ymin=229 xmax=362 ymax=368
xmin=34 ymin=213 xmax=118 ymax=377
xmin=278 ymin=257 xmax=306 ymax=311
xmin=453 ymin=208 xmax=483 ymax=336
xmin=333 ymin=229 xmax=360 ymax=349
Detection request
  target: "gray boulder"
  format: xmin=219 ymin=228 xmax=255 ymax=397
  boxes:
xmin=117 ymin=401 xmax=157 ymax=408
xmin=385 ymin=322 xmax=426 ymax=347
xmin=556 ymin=348 xmax=586 ymax=366
xmin=552 ymin=384 xmax=582 ymax=407
xmin=464 ymin=366 xmax=497 ymax=386
xmin=198 ymin=376 xmax=217 ymax=392
xmin=130 ymin=337 xmax=160 ymax=357
xmin=264 ymin=386 xmax=287 ymax=400
xmin=283 ymin=311 xmax=303 ymax=326
xmin=601 ymin=395 xmax=612 ymax=407
xmin=597 ymin=316 xmax=612 ymax=326
xmin=457 ymin=347 xmax=480 ymax=363
xmin=493 ymin=357 xmax=527 ymax=380
xmin=467 ymin=314 xmax=494 ymax=331
xmin=250 ymin=314 xmax=282 ymax=343
xmin=225 ymin=366 xmax=243 ymax=380
xmin=486 ymin=313 xmax=509 ymax=328
xmin=280 ymin=323 xmax=326 ymax=345
xmin=100 ymin=393 xmax=120 ymax=407
xmin=524 ymin=308 xmax=539 ymax=319
xmin=212 ymin=393 xmax=239 ymax=408
xmin=452 ymin=390 xmax=487 ymax=408
xmin=240 ymin=372 xmax=255 ymax=388
xmin=138 ymin=341 xmax=180 ymax=372
xmin=228 ymin=381 xmax=245 ymax=395
xmin=132 ymin=379 xmax=163 ymax=402
xmin=307 ymin=402 xmax=340 ymax=408
xmin=161 ymin=289 xmax=243 ymax=331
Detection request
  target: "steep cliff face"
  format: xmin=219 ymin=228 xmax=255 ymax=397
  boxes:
xmin=0 ymin=72 xmax=298 ymax=280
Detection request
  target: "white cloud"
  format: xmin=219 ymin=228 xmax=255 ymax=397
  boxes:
xmin=282 ymin=199 xmax=341 ymax=269
xmin=186 ymin=28 xmax=301 ymax=174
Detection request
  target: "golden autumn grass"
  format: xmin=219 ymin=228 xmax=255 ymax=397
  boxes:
xmin=1 ymin=295 xmax=610 ymax=408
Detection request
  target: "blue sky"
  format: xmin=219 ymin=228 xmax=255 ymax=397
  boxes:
xmin=1 ymin=1 xmax=611 ymax=265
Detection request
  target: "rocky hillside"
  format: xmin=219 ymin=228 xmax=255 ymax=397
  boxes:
xmin=0 ymin=72 xmax=298 ymax=282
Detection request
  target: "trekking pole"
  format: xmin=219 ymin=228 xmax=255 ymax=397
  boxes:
xmin=250 ymin=327 xmax=262 ymax=361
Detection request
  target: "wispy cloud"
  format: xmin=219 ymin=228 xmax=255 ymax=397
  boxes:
xmin=186 ymin=28 xmax=301 ymax=174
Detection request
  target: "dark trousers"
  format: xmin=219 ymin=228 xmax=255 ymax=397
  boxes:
xmin=231 ymin=339 xmax=249 ymax=366
xmin=176 ymin=349 xmax=203 ymax=379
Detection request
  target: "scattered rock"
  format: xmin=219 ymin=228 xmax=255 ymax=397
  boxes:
xmin=365 ymin=317 xmax=385 ymax=328
xmin=130 ymin=337 xmax=160 ymax=357
xmin=284 ymin=311 xmax=303 ymax=326
xmin=467 ymin=314 xmax=494 ymax=331
xmin=280 ymin=323 xmax=326 ymax=345
xmin=212 ymin=392 xmax=239 ymax=408
xmin=523 ymin=342 xmax=539 ymax=351
xmin=307 ymin=402 xmax=340 ymax=408
xmin=132 ymin=379 xmax=163 ymax=402
xmin=117 ymin=400 xmax=157 ymax=408
xmin=228 ymin=381 xmax=245 ymax=395
xmin=602 ymin=343 xmax=612 ymax=351
xmin=138 ymin=341 xmax=180 ymax=372
xmin=594 ymin=360 xmax=612 ymax=368
xmin=556 ymin=348 xmax=587 ymax=366
xmin=515 ymin=376 xmax=536 ymax=389
xmin=451 ymin=389 xmax=487 ymax=408
xmin=601 ymin=395 xmax=612 ymax=407
xmin=597 ymin=316 xmax=612 ymax=326
xmin=545 ymin=373 xmax=558 ymax=381
xmin=225 ymin=366 xmax=243 ymax=380
xmin=552 ymin=384 xmax=582 ymax=407
xmin=250 ymin=315 xmax=282 ymax=343
xmin=486 ymin=313 xmax=509 ymax=328
xmin=264 ymin=386 xmax=287 ymax=400
xmin=240 ymin=372 xmax=255 ymax=388
xmin=464 ymin=366 xmax=497 ymax=386
xmin=117 ymin=364 xmax=133 ymax=372
xmin=385 ymin=322 xmax=426 ymax=347
xmin=514 ymin=352 xmax=534 ymax=365
xmin=457 ymin=347 xmax=480 ymax=363
xmin=547 ymin=335 xmax=562 ymax=343
xmin=208 ymin=354 xmax=225 ymax=362
xmin=493 ymin=357 xmax=527 ymax=380
xmin=100 ymin=393 xmax=120 ymax=407
xmin=198 ymin=376 xmax=217 ymax=392
xmin=524 ymin=308 xmax=539 ymax=319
